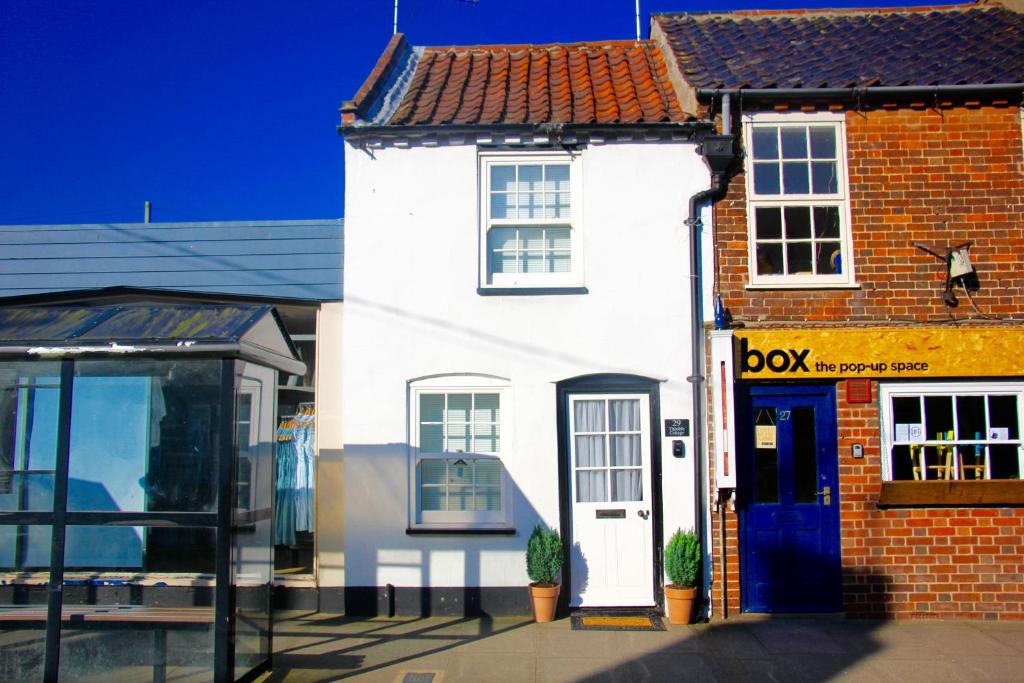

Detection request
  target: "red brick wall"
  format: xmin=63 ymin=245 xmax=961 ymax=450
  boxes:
xmin=708 ymin=104 xmax=1024 ymax=620
xmin=714 ymin=106 xmax=1024 ymax=322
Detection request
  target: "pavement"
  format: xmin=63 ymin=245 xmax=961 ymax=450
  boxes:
xmin=260 ymin=611 xmax=1024 ymax=683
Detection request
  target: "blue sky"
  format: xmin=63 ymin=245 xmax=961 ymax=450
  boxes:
xmin=0 ymin=0 xmax=915 ymax=225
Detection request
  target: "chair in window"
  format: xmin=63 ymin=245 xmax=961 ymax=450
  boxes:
xmin=931 ymin=431 xmax=954 ymax=480
xmin=957 ymin=432 xmax=987 ymax=480
xmin=909 ymin=444 xmax=923 ymax=480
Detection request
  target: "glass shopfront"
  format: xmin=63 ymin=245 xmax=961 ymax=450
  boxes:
xmin=0 ymin=303 xmax=303 ymax=682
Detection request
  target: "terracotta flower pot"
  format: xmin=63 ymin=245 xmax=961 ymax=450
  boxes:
xmin=664 ymin=585 xmax=697 ymax=625
xmin=529 ymin=582 xmax=560 ymax=623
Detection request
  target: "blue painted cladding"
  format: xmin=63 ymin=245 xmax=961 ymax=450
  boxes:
xmin=0 ymin=219 xmax=343 ymax=301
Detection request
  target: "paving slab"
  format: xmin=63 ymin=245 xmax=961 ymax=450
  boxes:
xmin=260 ymin=613 xmax=1024 ymax=683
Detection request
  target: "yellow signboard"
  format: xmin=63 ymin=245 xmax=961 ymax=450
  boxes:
xmin=735 ymin=327 xmax=1024 ymax=379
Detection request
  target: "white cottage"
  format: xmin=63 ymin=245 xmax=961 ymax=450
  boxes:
xmin=339 ymin=34 xmax=722 ymax=616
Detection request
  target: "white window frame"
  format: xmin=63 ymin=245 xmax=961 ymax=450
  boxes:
xmin=478 ymin=151 xmax=584 ymax=290
xmin=879 ymin=381 xmax=1024 ymax=481
xmin=408 ymin=374 xmax=512 ymax=529
xmin=743 ymin=112 xmax=857 ymax=288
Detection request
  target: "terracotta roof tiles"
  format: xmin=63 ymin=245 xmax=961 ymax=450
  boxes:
xmin=346 ymin=36 xmax=689 ymax=127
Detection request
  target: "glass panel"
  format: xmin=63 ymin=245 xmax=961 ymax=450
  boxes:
xmin=490 ymin=165 xmax=516 ymax=192
xmin=448 ymin=486 xmax=472 ymax=511
xmin=545 ymin=164 xmax=570 ymax=191
xmin=549 ymin=192 xmax=570 ymax=219
xmin=958 ymin=445 xmax=986 ymax=480
xmin=547 ymin=227 xmax=570 ymax=250
xmin=892 ymin=396 xmax=921 ymax=432
xmin=519 ymin=228 xmax=544 ymax=250
xmin=576 ymin=470 xmax=607 ymax=503
xmin=0 ymin=523 xmax=51 ymax=569
xmin=780 ymin=127 xmax=807 ymax=159
xmin=751 ymin=127 xmax=778 ymax=159
xmin=782 ymin=162 xmax=809 ymax=194
xmin=421 ymin=486 xmax=443 ymax=511
xmin=754 ymin=408 xmax=778 ymax=503
xmin=548 ymin=252 xmax=571 ymax=273
xmin=755 ymin=447 xmax=779 ymax=503
xmin=236 ymin=394 xmax=252 ymax=451
xmin=890 ymin=445 xmax=916 ymax=480
xmin=522 ymin=192 xmax=545 ymax=219
xmin=610 ymin=469 xmax=641 ymax=502
xmin=419 ymin=424 xmax=443 ymax=453
xmin=956 ymin=396 xmax=986 ymax=441
xmin=813 ymin=206 xmax=840 ymax=238
xmin=989 ymin=444 xmax=1020 ymax=479
xmin=490 ymin=192 xmax=514 ymax=219
xmin=755 ymin=207 xmax=782 ymax=239
xmin=420 ymin=394 xmax=444 ymax=423
xmin=446 ymin=394 xmax=471 ymax=423
xmin=786 ymin=242 xmax=813 ymax=274
xmin=521 ymin=252 xmax=545 ymax=273
xmin=488 ymin=227 xmax=517 ymax=252
xmin=445 ymin=423 xmax=469 ymax=452
xmin=811 ymin=161 xmax=838 ymax=193
xmin=756 ymin=243 xmax=783 ymax=275
xmin=475 ymin=459 xmax=501 ymax=487
xmin=609 ymin=399 xmax=639 ymax=431
xmin=809 ymin=127 xmax=836 ymax=158
xmin=448 ymin=459 xmax=472 ymax=486
xmin=474 ymin=423 xmax=499 ymax=454
xmin=989 ymin=395 xmax=1019 ymax=439
xmin=924 ymin=396 xmax=954 ymax=439
xmin=610 ymin=435 xmax=641 ymax=466
xmin=518 ymin=165 xmax=542 ymax=192
xmin=491 ymin=250 xmax=517 ymax=274
xmin=752 ymin=162 xmax=780 ymax=195
xmin=0 ymin=525 xmax=49 ymax=682
xmin=0 ymin=367 xmax=60 ymax=513
xmin=70 ymin=360 xmax=221 ymax=514
xmin=574 ymin=400 xmax=605 ymax=432
xmin=817 ymin=242 xmax=841 ymax=275
xmin=792 ymin=407 xmax=818 ymax=503
xmin=575 ymin=436 xmax=606 ymax=468
xmin=420 ymin=459 xmax=445 ymax=485
xmin=59 ymin=528 xmax=216 ymax=682
xmin=234 ymin=369 xmax=273 ymax=681
xmin=784 ymin=206 xmax=811 ymax=239
xmin=475 ymin=487 xmax=501 ymax=511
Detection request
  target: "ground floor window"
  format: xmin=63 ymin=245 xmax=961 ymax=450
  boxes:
xmin=409 ymin=376 xmax=510 ymax=529
xmin=880 ymin=382 xmax=1023 ymax=481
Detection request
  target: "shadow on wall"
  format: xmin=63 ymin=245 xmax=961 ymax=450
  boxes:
xmin=338 ymin=443 xmax=549 ymax=618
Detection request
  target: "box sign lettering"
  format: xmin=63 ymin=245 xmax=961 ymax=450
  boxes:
xmin=735 ymin=328 xmax=1024 ymax=379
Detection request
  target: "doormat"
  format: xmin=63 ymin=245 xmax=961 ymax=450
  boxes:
xmin=570 ymin=613 xmax=666 ymax=632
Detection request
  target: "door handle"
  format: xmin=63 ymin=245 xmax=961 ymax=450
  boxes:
xmin=637 ymin=510 xmax=650 ymax=520
xmin=816 ymin=486 xmax=831 ymax=506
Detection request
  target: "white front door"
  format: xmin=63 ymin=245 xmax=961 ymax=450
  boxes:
xmin=567 ymin=393 xmax=654 ymax=607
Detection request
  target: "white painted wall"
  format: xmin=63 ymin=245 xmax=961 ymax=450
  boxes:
xmin=315 ymin=302 xmax=345 ymax=588
xmin=342 ymin=138 xmax=711 ymax=588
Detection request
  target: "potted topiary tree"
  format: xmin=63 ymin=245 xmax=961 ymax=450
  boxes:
xmin=664 ymin=528 xmax=700 ymax=625
xmin=526 ymin=523 xmax=564 ymax=623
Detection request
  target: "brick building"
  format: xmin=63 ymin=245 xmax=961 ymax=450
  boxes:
xmin=653 ymin=2 xmax=1024 ymax=619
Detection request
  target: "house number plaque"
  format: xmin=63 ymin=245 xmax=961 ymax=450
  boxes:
xmin=665 ymin=419 xmax=689 ymax=437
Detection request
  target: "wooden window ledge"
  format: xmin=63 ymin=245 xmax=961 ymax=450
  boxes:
xmin=878 ymin=480 xmax=1024 ymax=507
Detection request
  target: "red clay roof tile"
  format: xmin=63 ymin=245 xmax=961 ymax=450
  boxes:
xmin=349 ymin=37 xmax=689 ymax=127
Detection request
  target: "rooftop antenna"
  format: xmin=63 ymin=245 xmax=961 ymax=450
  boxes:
xmin=394 ymin=0 xmax=398 ymax=34
xmin=144 ymin=200 xmax=152 ymax=223
xmin=635 ymin=0 xmax=641 ymax=41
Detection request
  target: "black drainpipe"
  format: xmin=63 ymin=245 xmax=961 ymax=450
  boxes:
xmin=685 ymin=133 xmax=737 ymax=620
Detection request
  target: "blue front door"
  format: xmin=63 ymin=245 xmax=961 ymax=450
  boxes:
xmin=739 ymin=384 xmax=841 ymax=613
